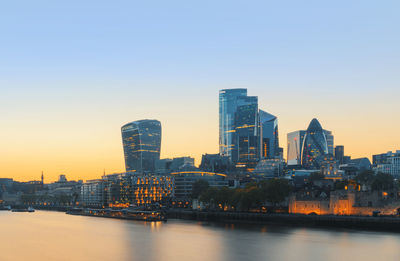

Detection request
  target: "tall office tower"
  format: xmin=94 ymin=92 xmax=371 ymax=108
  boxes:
xmin=121 ymin=120 xmax=161 ymax=173
xmin=324 ymin=130 xmax=334 ymax=155
xmin=335 ymin=145 xmax=345 ymax=164
xmin=234 ymin=102 xmax=259 ymax=162
xmin=259 ymin=110 xmax=280 ymax=159
xmin=301 ymin=118 xmax=329 ymax=169
xmin=219 ymin=89 xmax=258 ymax=160
xmin=287 ymin=130 xmax=306 ymax=166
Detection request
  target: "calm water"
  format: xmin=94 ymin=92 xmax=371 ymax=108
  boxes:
xmin=1 ymin=211 xmax=400 ymax=261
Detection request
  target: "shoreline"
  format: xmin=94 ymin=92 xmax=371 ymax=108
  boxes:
xmin=167 ymin=210 xmax=400 ymax=233
xmin=9 ymin=207 xmax=400 ymax=233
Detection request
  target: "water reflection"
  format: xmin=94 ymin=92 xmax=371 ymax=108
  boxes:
xmin=1 ymin=211 xmax=400 ymax=261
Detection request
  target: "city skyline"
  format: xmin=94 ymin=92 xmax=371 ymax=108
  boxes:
xmin=1 ymin=1 xmax=400 ymax=182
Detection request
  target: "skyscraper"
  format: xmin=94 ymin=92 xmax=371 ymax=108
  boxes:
xmin=259 ymin=110 xmax=280 ymax=159
xmin=234 ymin=102 xmax=259 ymax=162
xmin=219 ymin=88 xmax=255 ymax=160
xmin=324 ymin=130 xmax=334 ymax=155
xmin=335 ymin=145 xmax=345 ymax=164
xmin=219 ymin=89 xmax=280 ymax=170
xmin=301 ymin=118 xmax=329 ymax=169
xmin=121 ymin=120 xmax=161 ymax=173
xmin=287 ymin=130 xmax=306 ymax=166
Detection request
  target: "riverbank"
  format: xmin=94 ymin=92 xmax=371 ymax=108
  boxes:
xmin=167 ymin=209 xmax=400 ymax=232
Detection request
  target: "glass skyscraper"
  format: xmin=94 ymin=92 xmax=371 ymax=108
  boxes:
xmin=301 ymin=118 xmax=329 ymax=169
xmin=324 ymin=130 xmax=334 ymax=155
xmin=219 ymin=89 xmax=280 ymax=170
xmin=287 ymin=130 xmax=306 ymax=166
xmin=121 ymin=120 xmax=161 ymax=173
xmin=219 ymin=88 xmax=254 ymax=160
xmin=259 ymin=110 xmax=280 ymax=159
xmin=234 ymin=102 xmax=259 ymax=162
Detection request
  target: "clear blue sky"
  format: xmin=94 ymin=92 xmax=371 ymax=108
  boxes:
xmin=1 ymin=0 xmax=399 ymax=181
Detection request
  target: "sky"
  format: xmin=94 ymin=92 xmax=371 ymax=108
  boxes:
xmin=1 ymin=0 xmax=399 ymax=182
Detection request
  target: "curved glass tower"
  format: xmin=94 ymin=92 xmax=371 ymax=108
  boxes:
xmin=259 ymin=110 xmax=279 ymax=159
xmin=121 ymin=120 xmax=161 ymax=173
xmin=301 ymin=118 xmax=328 ymax=169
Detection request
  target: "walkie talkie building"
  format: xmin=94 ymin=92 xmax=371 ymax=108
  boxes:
xmin=121 ymin=120 xmax=161 ymax=173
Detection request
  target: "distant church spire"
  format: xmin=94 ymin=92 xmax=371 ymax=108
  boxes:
xmin=41 ymin=171 xmax=44 ymax=185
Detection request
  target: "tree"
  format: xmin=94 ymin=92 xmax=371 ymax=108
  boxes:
xmin=355 ymin=170 xmax=375 ymax=185
xmin=260 ymin=179 xmax=291 ymax=205
xmin=191 ymin=180 xmax=209 ymax=199
xmin=371 ymin=172 xmax=394 ymax=191
xmin=308 ymin=172 xmax=325 ymax=183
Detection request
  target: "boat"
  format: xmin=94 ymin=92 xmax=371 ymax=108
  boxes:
xmin=12 ymin=207 xmax=35 ymax=213
xmin=66 ymin=208 xmax=167 ymax=221
xmin=0 ymin=205 xmax=11 ymax=211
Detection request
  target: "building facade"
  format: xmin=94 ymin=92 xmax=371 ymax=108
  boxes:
xmin=301 ymin=119 xmax=329 ymax=169
xmin=219 ymin=89 xmax=280 ymax=171
xmin=259 ymin=110 xmax=280 ymax=159
xmin=287 ymin=130 xmax=306 ymax=166
xmin=121 ymin=120 xmax=161 ymax=173
xmin=219 ymin=88 xmax=248 ymax=159
xmin=373 ymin=151 xmax=400 ymax=177
xmin=172 ymin=171 xmax=228 ymax=199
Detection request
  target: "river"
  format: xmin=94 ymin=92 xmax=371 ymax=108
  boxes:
xmin=1 ymin=210 xmax=400 ymax=261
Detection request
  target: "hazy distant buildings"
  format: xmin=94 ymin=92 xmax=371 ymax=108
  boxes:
xmin=199 ymin=154 xmax=233 ymax=173
xmin=121 ymin=120 xmax=161 ymax=173
xmin=155 ymin=157 xmax=195 ymax=175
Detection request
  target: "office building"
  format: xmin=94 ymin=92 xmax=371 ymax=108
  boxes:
xmin=259 ymin=110 xmax=280 ymax=159
xmin=219 ymin=89 xmax=280 ymax=171
xmin=373 ymin=151 xmax=400 ymax=177
xmin=121 ymin=120 xmax=161 ymax=173
xmin=335 ymin=146 xmax=345 ymax=164
xmin=287 ymin=130 xmax=306 ymax=166
xmin=301 ymin=119 xmax=329 ymax=169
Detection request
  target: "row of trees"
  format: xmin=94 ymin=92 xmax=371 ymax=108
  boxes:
xmin=192 ymin=179 xmax=291 ymax=211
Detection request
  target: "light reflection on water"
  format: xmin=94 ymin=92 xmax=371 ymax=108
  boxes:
xmin=1 ymin=211 xmax=400 ymax=261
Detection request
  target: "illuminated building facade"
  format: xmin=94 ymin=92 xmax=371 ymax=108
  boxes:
xmin=301 ymin=119 xmax=329 ymax=169
xmin=234 ymin=102 xmax=259 ymax=162
xmin=287 ymin=130 xmax=306 ymax=166
xmin=121 ymin=120 xmax=161 ymax=173
xmin=259 ymin=110 xmax=280 ymax=159
xmin=129 ymin=175 xmax=174 ymax=206
xmin=219 ymin=88 xmax=257 ymax=160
